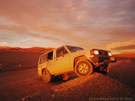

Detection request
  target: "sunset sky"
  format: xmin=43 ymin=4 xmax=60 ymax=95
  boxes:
xmin=0 ymin=0 xmax=135 ymax=53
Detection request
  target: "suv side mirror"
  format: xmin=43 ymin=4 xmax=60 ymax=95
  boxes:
xmin=110 ymin=57 xmax=117 ymax=63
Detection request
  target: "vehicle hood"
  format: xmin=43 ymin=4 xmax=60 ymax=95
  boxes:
xmin=70 ymin=49 xmax=91 ymax=57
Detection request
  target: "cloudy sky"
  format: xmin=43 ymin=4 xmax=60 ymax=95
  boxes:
xmin=0 ymin=0 xmax=135 ymax=53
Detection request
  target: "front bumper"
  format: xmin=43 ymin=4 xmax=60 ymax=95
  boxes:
xmin=90 ymin=56 xmax=110 ymax=73
xmin=90 ymin=55 xmax=116 ymax=67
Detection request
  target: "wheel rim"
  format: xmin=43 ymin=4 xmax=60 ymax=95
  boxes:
xmin=78 ymin=63 xmax=89 ymax=74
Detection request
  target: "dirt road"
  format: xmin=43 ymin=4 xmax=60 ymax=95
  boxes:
xmin=0 ymin=59 xmax=135 ymax=101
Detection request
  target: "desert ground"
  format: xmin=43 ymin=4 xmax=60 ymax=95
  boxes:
xmin=0 ymin=48 xmax=135 ymax=101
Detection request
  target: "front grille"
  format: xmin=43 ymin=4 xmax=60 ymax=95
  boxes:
xmin=90 ymin=49 xmax=110 ymax=64
xmin=99 ymin=50 xmax=108 ymax=56
xmin=98 ymin=57 xmax=110 ymax=62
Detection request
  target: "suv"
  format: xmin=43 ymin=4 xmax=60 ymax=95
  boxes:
xmin=38 ymin=45 xmax=116 ymax=83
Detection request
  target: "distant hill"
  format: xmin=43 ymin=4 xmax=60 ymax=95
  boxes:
xmin=113 ymin=52 xmax=135 ymax=58
xmin=0 ymin=46 xmax=53 ymax=53
xmin=0 ymin=46 xmax=53 ymax=72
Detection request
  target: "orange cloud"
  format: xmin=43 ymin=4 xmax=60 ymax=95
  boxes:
xmin=111 ymin=45 xmax=135 ymax=50
xmin=76 ymin=13 xmax=87 ymax=20
xmin=0 ymin=0 xmax=135 ymax=49
xmin=107 ymin=40 xmax=135 ymax=53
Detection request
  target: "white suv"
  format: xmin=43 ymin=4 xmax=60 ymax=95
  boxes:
xmin=38 ymin=45 xmax=116 ymax=83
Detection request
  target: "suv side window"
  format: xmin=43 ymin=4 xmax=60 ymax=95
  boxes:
xmin=56 ymin=47 xmax=68 ymax=58
xmin=48 ymin=51 xmax=53 ymax=60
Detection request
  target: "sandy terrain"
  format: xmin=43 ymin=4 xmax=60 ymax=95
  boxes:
xmin=0 ymin=48 xmax=135 ymax=101
xmin=0 ymin=47 xmax=53 ymax=72
xmin=0 ymin=58 xmax=135 ymax=101
xmin=0 ymin=51 xmax=42 ymax=72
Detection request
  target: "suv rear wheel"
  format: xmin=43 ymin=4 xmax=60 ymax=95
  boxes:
xmin=75 ymin=61 xmax=93 ymax=76
xmin=42 ymin=69 xmax=52 ymax=83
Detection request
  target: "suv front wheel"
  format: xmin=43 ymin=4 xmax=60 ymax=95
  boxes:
xmin=75 ymin=61 xmax=93 ymax=76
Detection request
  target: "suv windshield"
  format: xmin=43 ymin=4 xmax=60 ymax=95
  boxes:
xmin=67 ymin=46 xmax=84 ymax=53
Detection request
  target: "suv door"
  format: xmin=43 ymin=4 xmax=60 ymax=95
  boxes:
xmin=38 ymin=54 xmax=48 ymax=76
xmin=39 ymin=54 xmax=48 ymax=68
xmin=48 ymin=47 xmax=71 ymax=75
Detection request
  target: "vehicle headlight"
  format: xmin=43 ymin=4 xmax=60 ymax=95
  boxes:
xmin=108 ymin=52 xmax=112 ymax=56
xmin=94 ymin=50 xmax=99 ymax=55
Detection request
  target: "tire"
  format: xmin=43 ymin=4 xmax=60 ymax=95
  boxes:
xmin=42 ymin=69 xmax=52 ymax=83
xmin=75 ymin=61 xmax=93 ymax=76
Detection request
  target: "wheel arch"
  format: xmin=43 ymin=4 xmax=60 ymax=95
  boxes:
xmin=73 ymin=55 xmax=94 ymax=69
xmin=42 ymin=68 xmax=46 ymax=74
